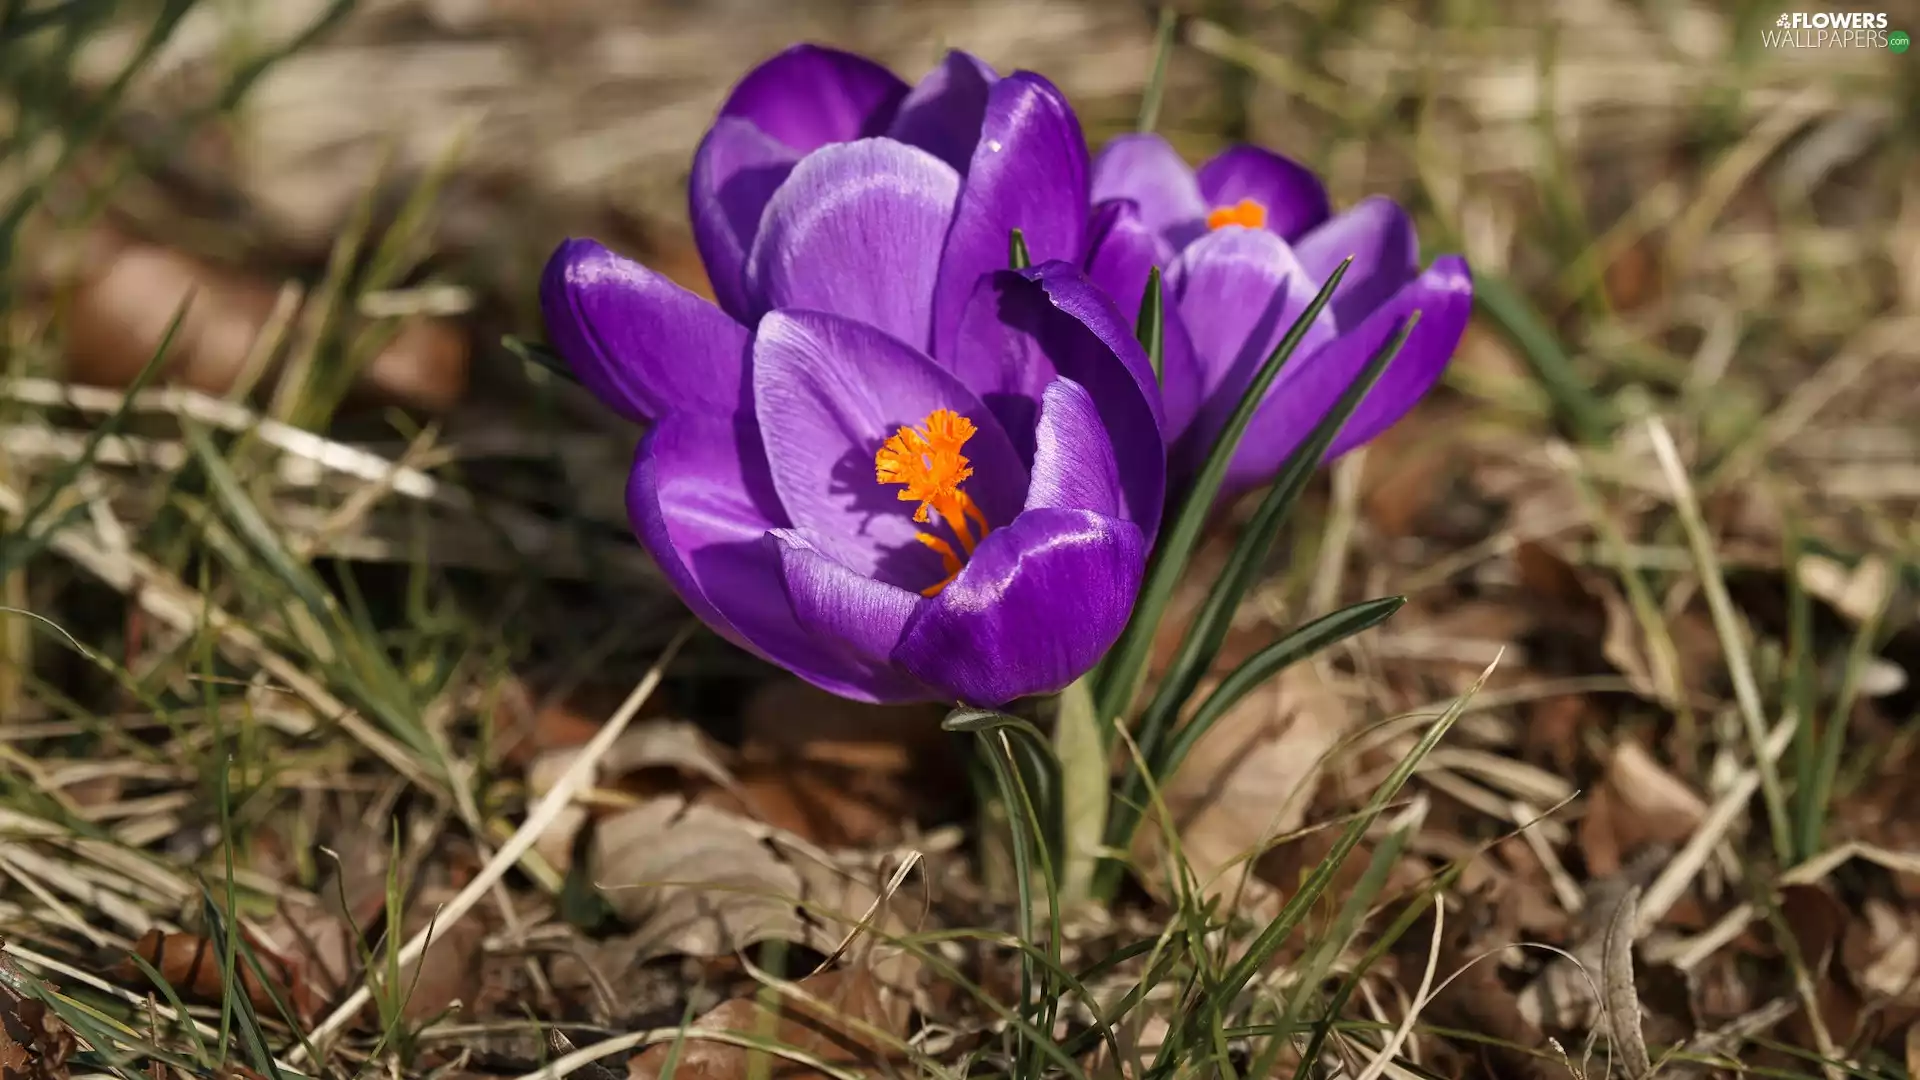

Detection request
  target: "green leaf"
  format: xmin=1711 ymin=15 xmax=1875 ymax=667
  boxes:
xmin=1136 ymin=266 xmax=1165 ymax=384
xmin=1183 ymin=655 xmax=1494 ymax=1047
xmin=1475 ymin=272 xmax=1611 ymax=444
xmin=1160 ymin=596 xmax=1406 ymax=782
xmin=1009 ymin=226 xmax=1032 ymax=270
xmin=1096 ymin=312 xmax=1419 ymax=898
xmin=1052 ymin=675 xmax=1108 ymax=907
xmin=1095 ymin=258 xmax=1354 ymax=730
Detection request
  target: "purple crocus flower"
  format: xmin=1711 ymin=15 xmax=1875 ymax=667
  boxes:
xmin=1082 ymin=133 xmax=1474 ymax=497
xmin=543 ymin=148 xmax=1163 ymax=705
xmin=690 ymin=43 xmax=1089 ymax=362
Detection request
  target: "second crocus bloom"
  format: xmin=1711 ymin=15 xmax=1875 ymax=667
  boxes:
xmin=690 ymin=44 xmax=1090 ymax=362
xmin=1083 ymin=133 xmax=1474 ymax=497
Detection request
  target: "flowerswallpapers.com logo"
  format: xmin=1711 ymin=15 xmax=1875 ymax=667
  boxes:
xmin=1764 ymin=11 xmax=1906 ymax=48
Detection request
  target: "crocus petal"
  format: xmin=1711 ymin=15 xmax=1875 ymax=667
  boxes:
xmin=887 ymin=50 xmax=999 ymax=174
xmin=1292 ymin=196 xmax=1420 ymax=328
xmin=948 ymin=263 xmax=1165 ymax=536
xmin=718 ymin=43 xmax=907 ymax=153
xmin=1089 ymin=133 xmax=1208 ymax=251
xmin=746 ymin=139 xmax=959 ymax=345
xmin=1195 ymin=145 xmax=1332 ymax=242
xmin=689 ymin=119 xmax=799 ymax=320
xmin=1082 ymin=198 xmax=1204 ymax=441
xmin=894 ymin=508 xmax=1146 ymax=706
xmin=930 ymin=72 xmax=1089 ymax=361
xmin=627 ymin=411 xmax=927 ymax=703
xmin=1168 ymin=226 xmax=1339 ymax=458
xmin=1223 ymin=256 xmax=1474 ymax=494
xmin=1024 ymin=378 xmax=1121 ymax=517
xmin=540 ymin=238 xmax=750 ymax=422
xmin=772 ymin=530 xmax=929 ymax=682
xmin=752 ymin=309 xmax=1029 ymax=592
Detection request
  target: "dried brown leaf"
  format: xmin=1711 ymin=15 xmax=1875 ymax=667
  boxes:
xmin=114 ymin=928 xmax=323 ymax=1024
xmin=589 ymin=798 xmax=914 ymax=987
xmin=0 ymin=947 xmax=72 ymax=1080
xmin=626 ymin=967 xmax=912 ymax=1080
xmin=50 ymin=226 xmax=467 ymax=411
xmin=1137 ymin=664 xmax=1351 ymax=909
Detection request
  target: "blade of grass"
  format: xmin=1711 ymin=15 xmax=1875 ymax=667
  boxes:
xmin=1474 ymin=273 xmax=1611 ymax=445
xmin=1095 ymin=258 xmax=1352 ymax=728
xmin=1136 ymin=6 xmax=1179 ymax=133
xmin=1097 ymin=318 xmax=1419 ymax=898
xmin=943 ymin=708 xmax=1064 ymax=1079
xmin=1009 ymin=227 xmax=1031 ymax=271
xmin=1646 ymin=418 xmax=1792 ymax=865
xmin=0 ymin=300 xmax=186 ymax=577
xmin=1256 ymin=797 xmax=1425 ymax=1080
xmin=1184 ymin=653 xmax=1497 ymax=1046
xmin=1160 ymin=596 xmax=1406 ymax=783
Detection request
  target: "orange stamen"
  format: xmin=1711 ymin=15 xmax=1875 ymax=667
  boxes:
xmin=875 ymin=408 xmax=993 ymax=596
xmin=1206 ymin=198 xmax=1268 ymax=231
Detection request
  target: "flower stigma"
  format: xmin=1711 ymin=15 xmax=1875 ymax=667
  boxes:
xmin=875 ymin=408 xmax=993 ymax=597
xmin=1206 ymin=198 xmax=1268 ymax=231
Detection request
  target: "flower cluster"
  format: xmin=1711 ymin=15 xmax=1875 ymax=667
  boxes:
xmin=541 ymin=45 xmax=1472 ymax=708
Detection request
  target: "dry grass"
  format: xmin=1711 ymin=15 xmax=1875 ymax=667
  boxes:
xmin=2 ymin=1 xmax=1917 ymax=1079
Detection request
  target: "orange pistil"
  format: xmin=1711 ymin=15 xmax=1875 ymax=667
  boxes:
xmin=875 ymin=408 xmax=993 ymax=597
xmin=1206 ymin=198 xmax=1268 ymax=231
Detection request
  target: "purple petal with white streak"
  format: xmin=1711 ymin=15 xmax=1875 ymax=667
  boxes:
xmin=540 ymin=238 xmax=750 ymax=422
xmin=894 ymin=507 xmax=1146 ymax=706
xmin=930 ymin=72 xmax=1089 ymax=361
xmin=887 ymin=50 xmax=999 ymax=174
xmin=746 ymin=139 xmax=959 ymax=345
xmin=948 ymin=263 xmax=1164 ymax=536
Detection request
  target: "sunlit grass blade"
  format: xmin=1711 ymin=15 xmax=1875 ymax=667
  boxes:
xmin=1095 ymin=258 xmax=1352 ymax=728
xmin=1095 ymin=316 xmax=1418 ymax=897
xmin=1160 ymin=596 xmax=1406 ymax=783
xmin=1137 ymin=266 xmax=1165 ymax=384
xmin=1474 ymin=272 xmax=1611 ymax=445
xmin=1136 ymin=5 xmax=1180 ymax=133
xmin=1009 ymin=226 xmax=1032 ymax=270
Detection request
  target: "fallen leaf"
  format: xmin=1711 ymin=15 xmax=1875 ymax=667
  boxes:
xmin=589 ymin=797 xmax=917 ymax=989
xmin=0 ymin=945 xmax=73 ymax=1080
xmin=734 ymin=679 xmax=959 ymax=847
xmin=1603 ymin=739 xmax=1708 ymax=848
xmin=392 ymin=888 xmax=492 ymax=1025
xmin=1842 ymin=900 xmax=1920 ymax=1003
xmin=626 ymin=967 xmax=912 ymax=1080
xmin=114 ymin=928 xmax=322 ymax=1024
xmin=1138 ymin=664 xmax=1351 ymax=910
xmin=50 ymin=225 xmax=467 ymax=412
